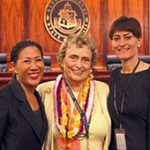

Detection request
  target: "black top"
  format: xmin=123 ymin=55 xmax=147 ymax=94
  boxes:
xmin=108 ymin=67 xmax=150 ymax=150
xmin=33 ymin=109 xmax=43 ymax=135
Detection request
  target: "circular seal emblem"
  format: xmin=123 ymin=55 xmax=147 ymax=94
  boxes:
xmin=44 ymin=0 xmax=90 ymax=43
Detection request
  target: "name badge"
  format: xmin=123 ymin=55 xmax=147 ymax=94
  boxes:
xmin=115 ymin=129 xmax=127 ymax=150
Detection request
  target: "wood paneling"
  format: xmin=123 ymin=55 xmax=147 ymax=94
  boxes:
xmin=0 ymin=0 xmax=149 ymax=69
xmin=27 ymin=0 xmax=60 ymax=68
xmin=0 ymin=0 xmax=24 ymax=54
xmin=84 ymin=0 xmax=102 ymax=68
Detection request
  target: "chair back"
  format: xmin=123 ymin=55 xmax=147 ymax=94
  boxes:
xmin=43 ymin=55 xmax=51 ymax=71
xmin=0 ymin=53 xmax=8 ymax=72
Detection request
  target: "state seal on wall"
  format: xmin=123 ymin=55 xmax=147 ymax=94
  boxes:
xmin=44 ymin=0 xmax=90 ymax=43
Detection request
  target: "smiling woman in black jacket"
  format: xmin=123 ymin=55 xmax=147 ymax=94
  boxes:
xmin=0 ymin=40 xmax=48 ymax=150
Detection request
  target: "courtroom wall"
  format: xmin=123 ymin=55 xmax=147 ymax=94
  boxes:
xmin=0 ymin=0 xmax=149 ymax=69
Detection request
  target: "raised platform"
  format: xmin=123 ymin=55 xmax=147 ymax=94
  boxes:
xmin=0 ymin=70 xmax=112 ymax=87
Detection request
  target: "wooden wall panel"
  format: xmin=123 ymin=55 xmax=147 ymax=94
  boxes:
xmin=28 ymin=0 xmax=60 ymax=68
xmin=0 ymin=0 xmax=149 ymax=69
xmin=107 ymin=0 xmax=123 ymax=55
xmin=0 ymin=0 xmax=24 ymax=56
xmin=143 ymin=0 xmax=149 ymax=54
xmin=124 ymin=0 xmax=144 ymax=53
xmin=100 ymin=0 xmax=109 ymax=68
xmin=83 ymin=0 xmax=102 ymax=68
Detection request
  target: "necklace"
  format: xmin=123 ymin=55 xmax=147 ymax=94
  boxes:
xmin=113 ymin=59 xmax=140 ymax=128
xmin=54 ymin=74 xmax=95 ymax=140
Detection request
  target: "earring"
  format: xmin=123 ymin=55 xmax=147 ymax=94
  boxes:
xmin=14 ymin=69 xmax=17 ymax=74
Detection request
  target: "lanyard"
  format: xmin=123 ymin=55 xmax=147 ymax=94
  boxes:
xmin=63 ymin=76 xmax=89 ymax=139
xmin=113 ymin=59 xmax=140 ymax=129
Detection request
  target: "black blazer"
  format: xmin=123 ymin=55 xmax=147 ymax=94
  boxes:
xmin=0 ymin=77 xmax=48 ymax=150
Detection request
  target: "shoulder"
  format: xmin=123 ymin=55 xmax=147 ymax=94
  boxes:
xmin=111 ymin=67 xmax=120 ymax=76
xmin=94 ymin=80 xmax=108 ymax=88
xmin=138 ymin=61 xmax=150 ymax=72
xmin=0 ymin=83 xmax=10 ymax=91
xmin=37 ymin=81 xmax=55 ymax=89
xmin=0 ymin=85 xmax=11 ymax=111
xmin=108 ymin=68 xmax=120 ymax=84
xmin=36 ymin=81 xmax=55 ymax=96
xmin=0 ymin=84 xmax=12 ymax=99
xmin=93 ymin=80 xmax=109 ymax=94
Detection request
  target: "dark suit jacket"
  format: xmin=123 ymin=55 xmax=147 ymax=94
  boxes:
xmin=0 ymin=76 xmax=48 ymax=150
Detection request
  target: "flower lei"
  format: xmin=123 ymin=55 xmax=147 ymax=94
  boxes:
xmin=54 ymin=74 xmax=95 ymax=148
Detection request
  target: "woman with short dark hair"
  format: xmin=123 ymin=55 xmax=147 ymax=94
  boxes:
xmin=108 ymin=16 xmax=150 ymax=150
